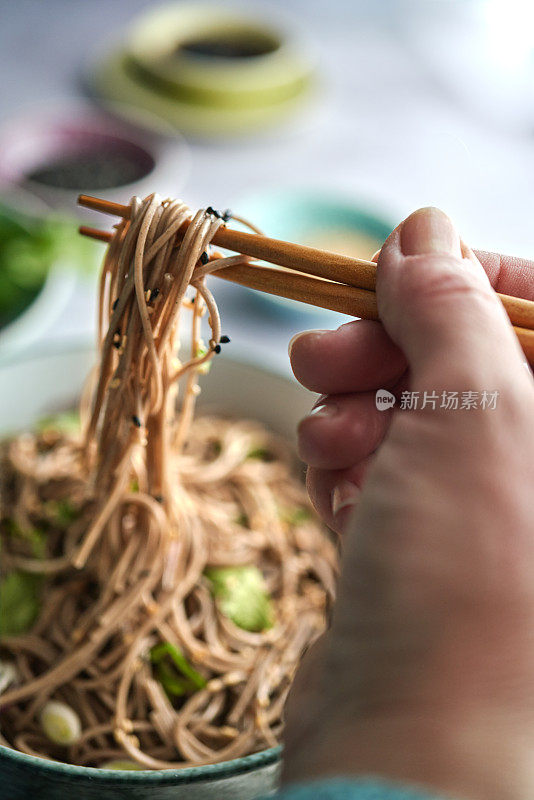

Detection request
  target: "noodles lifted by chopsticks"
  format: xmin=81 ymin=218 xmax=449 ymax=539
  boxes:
xmin=0 ymin=194 xmax=337 ymax=768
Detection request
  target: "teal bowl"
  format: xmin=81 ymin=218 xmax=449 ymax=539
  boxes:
xmin=0 ymin=745 xmax=281 ymax=799
xmin=232 ymin=190 xmax=393 ymax=320
xmin=0 ymin=345 xmax=306 ymax=799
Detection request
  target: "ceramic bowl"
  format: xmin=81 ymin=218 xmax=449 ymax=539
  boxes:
xmin=0 ymin=343 xmax=317 ymax=798
xmin=0 ymin=101 xmax=190 ymax=215
xmin=92 ymin=2 xmax=315 ymax=137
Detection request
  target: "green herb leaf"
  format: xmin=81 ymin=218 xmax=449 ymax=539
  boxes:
xmin=235 ymin=512 xmax=249 ymax=528
xmin=45 ymin=500 xmax=78 ymax=528
xmin=155 ymin=662 xmax=188 ymax=697
xmin=0 ymin=572 xmax=41 ymax=636
xmin=7 ymin=520 xmax=46 ymax=559
xmin=247 ymin=446 xmax=271 ymax=461
xmin=150 ymin=642 xmax=206 ymax=692
xmin=205 ymin=566 xmax=274 ymax=632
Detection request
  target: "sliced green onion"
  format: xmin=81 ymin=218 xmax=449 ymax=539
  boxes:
xmin=195 ymin=342 xmax=212 ymax=375
xmin=101 ymin=759 xmax=144 ymax=771
xmin=0 ymin=661 xmax=18 ymax=694
xmin=279 ymin=506 xmax=312 ymax=526
xmin=36 ymin=410 xmax=80 ymax=435
xmin=40 ymin=700 xmax=81 ymax=745
xmin=205 ymin=566 xmax=274 ymax=632
xmin=0 ymin=572 xmax=41 ymax=636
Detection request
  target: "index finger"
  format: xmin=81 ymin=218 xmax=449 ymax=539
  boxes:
xmin=474 ymin=250 xmax=534 ymax=301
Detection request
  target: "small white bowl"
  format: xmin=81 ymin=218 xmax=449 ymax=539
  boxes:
xmin=0 ymin=100 xmax=191 ymax=217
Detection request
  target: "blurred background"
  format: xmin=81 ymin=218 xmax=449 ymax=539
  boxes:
xmin=0 ymin=0 xmax=533 ymax=375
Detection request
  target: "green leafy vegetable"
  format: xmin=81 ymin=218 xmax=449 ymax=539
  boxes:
xmin=205 ymin=566 xmax=274 ymax=632
xmin=235 ymin=512 xmax=249 ymax=528
xmin=37 ymin=409 xmax=80 ymax=435
xmin=150 ymin=642 xmax=206 ymax=699
xmin=0 ymin=204 xmax=98 ymax=328
xmin=247 ymin=446 xmax=271 ymax=461
xmin=0 ymin=572 xmax=41 ymax=636
xmin=154 ymin=662 xmax=188 ymax=697
xmin=7 ymin=520 xmax=46 ymax=559
xmin=45 ymin=500 xmax=78 ymax=527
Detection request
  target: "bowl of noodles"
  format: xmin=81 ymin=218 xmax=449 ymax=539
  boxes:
xmin=0 ymin=194 xmax=337 ymax=798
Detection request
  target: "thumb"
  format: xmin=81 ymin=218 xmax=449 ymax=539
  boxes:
xmin=376 ymin=207 xmax=526 ymax=388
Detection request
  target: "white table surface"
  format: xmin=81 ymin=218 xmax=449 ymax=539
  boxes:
xmin=1 ymin=0 xmax=533 ymax=376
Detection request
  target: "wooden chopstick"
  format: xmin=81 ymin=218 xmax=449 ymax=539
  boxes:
xmin=77 ymin=195 xmax=534 ymax=367
xmin=78 ymin=222 xmax=534 ymax=367
xmin=78 ymin=194 xmax=534 ymax=332
xmin=78 ymin=195 xmax=378 ymax=290
xmin=78 ymin=225 xmax=378 ymax=319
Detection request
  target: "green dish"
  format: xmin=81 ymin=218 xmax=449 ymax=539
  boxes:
xmin=92 ymin=3 xmax=315 ymax=137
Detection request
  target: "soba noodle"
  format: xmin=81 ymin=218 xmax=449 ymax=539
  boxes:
xmin=0 ymin=194 xmax=337 ymax=768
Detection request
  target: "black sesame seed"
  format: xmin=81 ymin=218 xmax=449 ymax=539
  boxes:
xmin=151 ymin=287 xmax=160 ymax=300
xmin=214 ymin=344 xmax=222 ymax=354
xmin=200 ymin=251 xmax=209 ymax=265
xmin=222 ymin=209 xmax=232 ymax=222
xmin=112 ymin=298 xmax=119 ymax=311
xmin=154 ymin=494 xmax=164 ymax=503
xmin=132 ymin=415 xmax=142 ymax=428
xmin=220 ymin=335 xmax=230 ymax=344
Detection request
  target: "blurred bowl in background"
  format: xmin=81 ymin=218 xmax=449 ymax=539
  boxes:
xmin=92 ymin=2 xmax=316 ymax=138
xmin=0 ymin=101 xmax=190 ymax=216
xmin=0 ymin=196 xmax=99 ymax=359
xmin=231 ymin=189 xmax=393 ymax=318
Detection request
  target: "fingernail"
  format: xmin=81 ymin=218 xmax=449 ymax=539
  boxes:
xmin=331 ymin=480 xmax=359 ymax=517
xmin=288 ymin=330 xmax=329 ymax=358
xmin=401 ymin=207 xmax=462 ymax=258
xmin=309 ymin=401 xmax=338 ymax=418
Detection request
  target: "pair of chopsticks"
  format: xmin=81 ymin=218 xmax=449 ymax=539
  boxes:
xmin=78 ymin=194 xmax=534 ymax=366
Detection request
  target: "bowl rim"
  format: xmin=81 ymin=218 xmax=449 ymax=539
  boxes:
xmin=0 ymin=743 xmax=282 ymax=782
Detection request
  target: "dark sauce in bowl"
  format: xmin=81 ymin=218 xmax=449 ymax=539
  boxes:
xmin=26 ymin=143 xmax=155 ymax=191
xmin=177 ymin=30 xmax=280 ymax=60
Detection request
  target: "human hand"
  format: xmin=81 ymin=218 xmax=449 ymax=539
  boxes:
xmin=284 ymin=208 xmax=534 ymax=800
